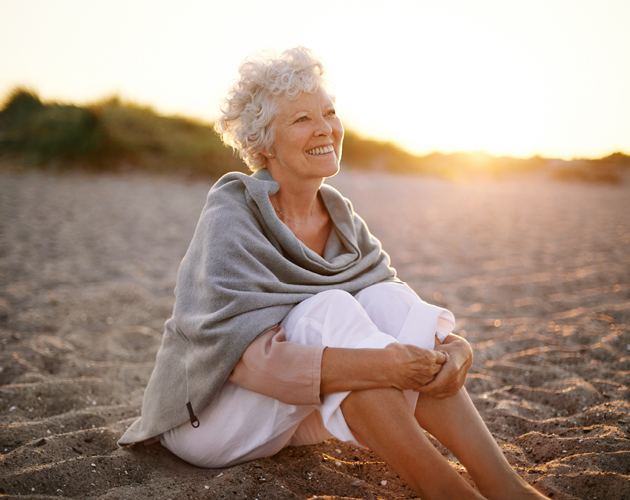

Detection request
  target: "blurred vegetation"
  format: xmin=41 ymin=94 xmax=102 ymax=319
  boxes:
xmin=549 ymin=153 xmax=630 ymax=184
xmin=1 ymin=88 xmax=628 ymax=182
xmin=342 ymin=130 xmax=551 ymax=179
xmin=0 ymin=88 xmax=247 ymax=176
xmin=0 ymin=89 xmax=103 ymax=164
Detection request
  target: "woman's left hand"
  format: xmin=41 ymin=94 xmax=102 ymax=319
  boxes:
xmin=415 ymin=334 xmax=473 ymax=399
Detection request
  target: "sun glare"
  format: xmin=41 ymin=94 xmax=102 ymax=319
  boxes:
xmin=0 ymin=0 xmax=628 ymax=160
xmin=326 ymin=3 xmax=553 ymax=158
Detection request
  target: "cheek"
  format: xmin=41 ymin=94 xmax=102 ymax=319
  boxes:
xmin=334 ymin=124 xmax=344 ymax=145
xmin=334 ymin=118 xmax=344 ymax=137
xmin=270 ymin=130 xmax=291 ymax=157
xmin=278 ymin=129 xmax=306 ymax=153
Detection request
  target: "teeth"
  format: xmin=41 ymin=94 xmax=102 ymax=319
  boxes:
xmin=307 ymin=145 xmax=334 ymax=155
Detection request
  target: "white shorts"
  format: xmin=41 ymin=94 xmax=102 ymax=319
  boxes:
xmin=160 ymin=282 xmax=455 ymax=468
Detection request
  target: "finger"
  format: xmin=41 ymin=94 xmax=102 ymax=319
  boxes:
xmin=430 ymin=365 xmax=442 ymax=376
xmin=416 ymin=364 xmax=456 ymax=395
xmin=416 ymin=377 xmax=443 ymax=394
xmin=434 ymin=390 xmax=455 ymax=399
xmin=420 ymin=383 xmax=454 ymax=398
xmin=433 ymin=351 xmax=447 ymax=364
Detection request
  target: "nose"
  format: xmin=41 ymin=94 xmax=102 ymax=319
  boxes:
xmin=314 ymin=115 xmax=332 ymax=136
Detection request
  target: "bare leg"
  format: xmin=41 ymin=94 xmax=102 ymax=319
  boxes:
xmin=414 ymin=388 xmax=548 ymax=500
xmin=341 ymin=387 xmax=487 ymax=500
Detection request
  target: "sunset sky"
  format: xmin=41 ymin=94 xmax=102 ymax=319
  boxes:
xmin=1 ymin=0 xmax=629 ymax=160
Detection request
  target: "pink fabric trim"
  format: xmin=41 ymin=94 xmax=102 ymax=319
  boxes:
xmin=228 ymin=326 xmax=325 ymax=405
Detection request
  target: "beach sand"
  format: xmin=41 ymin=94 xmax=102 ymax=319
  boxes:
xmin=0 ymin=168 xmax=628 ymax=499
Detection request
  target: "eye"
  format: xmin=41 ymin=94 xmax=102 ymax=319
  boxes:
xmin=326 ymin=109 xmax=336 ymax=117
xmin=294 ymin=115 xmax=309 ymax=123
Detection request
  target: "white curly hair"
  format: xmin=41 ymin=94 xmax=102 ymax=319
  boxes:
xmin=215 ymin=47 xmax=332 ymax=171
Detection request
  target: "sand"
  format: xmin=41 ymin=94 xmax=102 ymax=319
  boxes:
xmin=0 ymin=167 xmax=629 ymax=500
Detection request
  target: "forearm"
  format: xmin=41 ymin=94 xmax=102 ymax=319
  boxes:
xmin=320 ymin=347 xmax=394 ymax=394
xmin=321 ymin=342 xmax=447 ymax=394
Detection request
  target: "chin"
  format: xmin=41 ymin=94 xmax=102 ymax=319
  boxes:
xmin=321 ymin=161 xmax=340 ymax=179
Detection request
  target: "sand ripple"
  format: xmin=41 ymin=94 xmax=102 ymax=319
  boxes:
xmin=1 ymin=169 xmax=628 ymax=499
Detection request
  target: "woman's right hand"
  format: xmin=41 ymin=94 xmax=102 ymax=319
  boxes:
xmin=383 ymin=343 xmax=447 ymax=391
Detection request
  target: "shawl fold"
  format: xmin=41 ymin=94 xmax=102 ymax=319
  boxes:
xmin=119 ymin=169 xmax=399 ymax=444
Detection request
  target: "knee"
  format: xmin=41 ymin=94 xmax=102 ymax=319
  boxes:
xmin=316 ymin=289 xmax=355 ymax=305
xmin=282 ymin=289 xmax=360 ymax=336
xmin=321 ymin=289 xmax=380 ymax=319
xmin=355 ymin=282 xmax=418 ymax=309
xmin=302 ymin=289 xmax=360 ymax=319
xmin=292 ymin=289 xmax=357 ymax=315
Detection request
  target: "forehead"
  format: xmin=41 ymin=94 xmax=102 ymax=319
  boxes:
xmin=274 ymin=87 xmax=333 ymax=117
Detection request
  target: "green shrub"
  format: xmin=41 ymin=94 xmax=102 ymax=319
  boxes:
xmin=91 ymin=98 xmax=247 ymax=175
xmin=0 ymin=89 xmax=247 ymax=176
xmin=0 ymin=88 xmax=103 ymax=164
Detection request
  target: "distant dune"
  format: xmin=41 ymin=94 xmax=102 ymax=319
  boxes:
xmin=1 ymin=88 xmax=629 ymax=182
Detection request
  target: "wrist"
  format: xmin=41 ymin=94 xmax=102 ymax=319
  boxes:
xmin=359 ymin=346 xmax=401 ymax=389
xmin=320 ymin=346 xmax=397 ymax=394
xmin=380 ymin=344 xmax=401 ymax=386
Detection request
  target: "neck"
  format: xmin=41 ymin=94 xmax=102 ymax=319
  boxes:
xmin=271 ymin=187 xmax=320 ymax=223
xmin=265 ymin=166 xmax=324 ymax=223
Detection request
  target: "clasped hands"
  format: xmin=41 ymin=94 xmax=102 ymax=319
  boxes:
xmin=384 ymin=334 xmax=473 ymax=399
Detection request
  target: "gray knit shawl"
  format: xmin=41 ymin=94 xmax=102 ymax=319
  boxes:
xmin=119 ymin=169 xmax=399 ymax=444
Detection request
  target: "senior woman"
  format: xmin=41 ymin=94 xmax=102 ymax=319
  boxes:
xmin=119 ymin=48 xmax=547 ymax=500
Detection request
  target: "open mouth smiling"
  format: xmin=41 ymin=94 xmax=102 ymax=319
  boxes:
xmin=306 ymin=145 xmax=334 ymax=156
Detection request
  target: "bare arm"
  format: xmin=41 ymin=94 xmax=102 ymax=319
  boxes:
xmin=230 ymin=327 xmax=456 ymax=403
xmin=321 ymin=342 xmax=447 ymax=394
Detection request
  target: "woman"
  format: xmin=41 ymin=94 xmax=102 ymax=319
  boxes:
xmin=120 ymin=47 xmax=548 ymax=500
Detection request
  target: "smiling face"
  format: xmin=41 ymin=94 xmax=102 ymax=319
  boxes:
xmin=265 ymin=87 xmax=344 ymax=187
